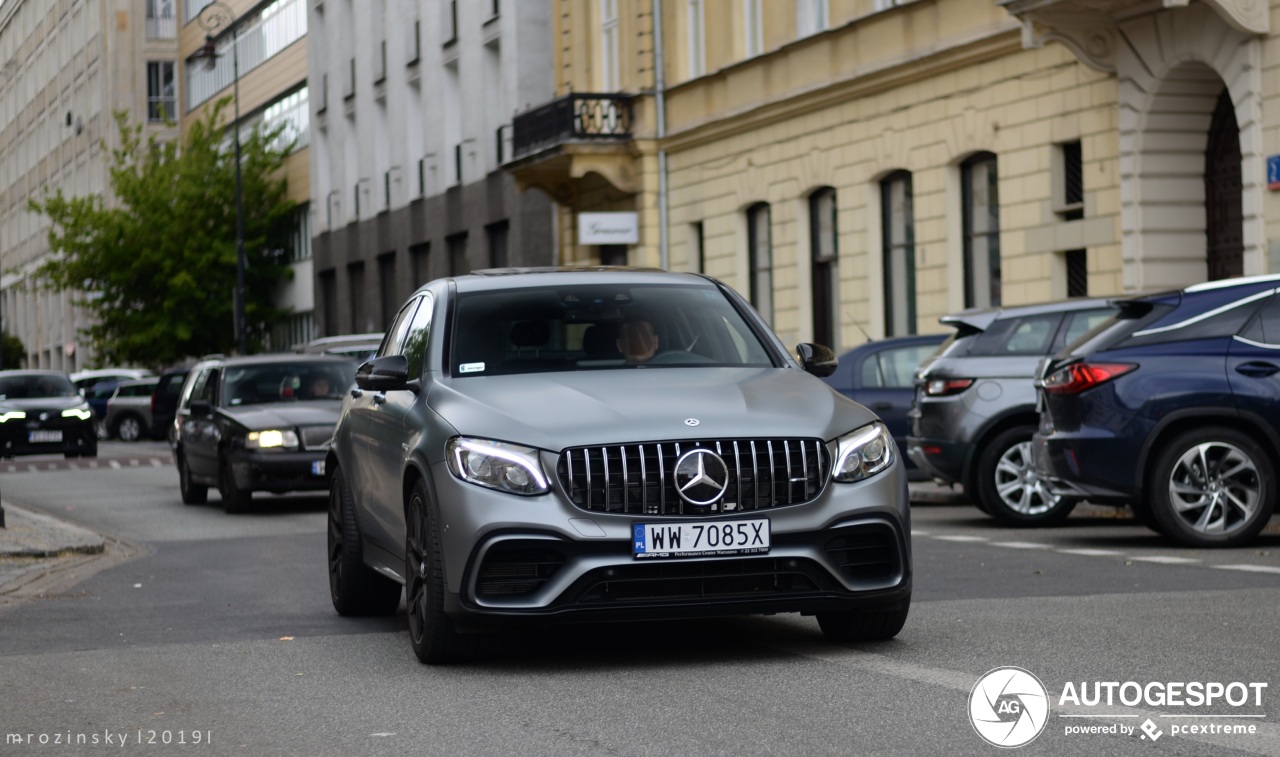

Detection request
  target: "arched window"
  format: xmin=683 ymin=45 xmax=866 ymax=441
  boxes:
xmin=962 ymin=152 xmax=1000 ymax=308
xmin=747 ymin=203 xmax=773 ymax=324
xmin=881 ymin=172 xmax=915 ymax=336
xmin=810 ymin=188 xmax=838 ymax=347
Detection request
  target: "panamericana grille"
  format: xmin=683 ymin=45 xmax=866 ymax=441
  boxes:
xmin=300 ymin=425 xmax=336 ymax=450
xmin=556 ymin=438 xmax=829 ymax=516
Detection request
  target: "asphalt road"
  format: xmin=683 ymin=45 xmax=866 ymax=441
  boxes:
xmin=1 ymin=444 xmax=1279 ymax=756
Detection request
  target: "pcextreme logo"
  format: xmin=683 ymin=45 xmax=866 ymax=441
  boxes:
xmin=968 ymin=667 xmax=1051 ymax=748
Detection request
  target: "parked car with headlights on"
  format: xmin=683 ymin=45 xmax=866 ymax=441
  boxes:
xmin=173 ymin=354 xmax=356 ymax=513
xmin=326 ymin=268 xmax=912 ymax=664
xmin=0 ymin=370 xmax=97 ymax=458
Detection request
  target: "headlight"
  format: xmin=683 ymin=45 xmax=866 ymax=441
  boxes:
xmin=246 ymin=429 xmax=300 ymax=450
xmin=61 ymin=406 xmax=92 ymax=421
xmin=832 ymin=421 xmax=895 ymax=483
xmin=0 ymin=409 xmax=26 ymax=423
xmin=445 ymin=437 xmax=549 ymax=496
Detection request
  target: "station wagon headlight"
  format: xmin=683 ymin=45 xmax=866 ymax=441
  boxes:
xmin=246 ymin=429 xmax=300 ymax=450
xmin=446 ymin=437 xmax=549 ymax=496
xmin=0 ymin=409 xmax=26 ymax=423
xmin=61 ymin=406 xmax=92 ymax=421
xmin=832 ymin=422 xmax=895 ymax=483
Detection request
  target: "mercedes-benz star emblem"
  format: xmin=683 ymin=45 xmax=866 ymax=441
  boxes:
xmin=684 ymin=418 xmax=700 ymax=427
xmin=674 ymin=449 xmax=729 ymax=506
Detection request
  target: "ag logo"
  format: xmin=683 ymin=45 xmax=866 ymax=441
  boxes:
xmin=968 ymin=667 xmax=1050 ymax=748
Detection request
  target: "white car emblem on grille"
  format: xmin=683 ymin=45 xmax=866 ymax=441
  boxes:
xmin=684 ymin=418 xmax=699 ymax=426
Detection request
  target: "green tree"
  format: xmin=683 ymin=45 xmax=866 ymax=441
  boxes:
xmin=28 ymin=99 xmax=297 ymax=368
xmin=0 ymin=331 xmax=24 ymax=369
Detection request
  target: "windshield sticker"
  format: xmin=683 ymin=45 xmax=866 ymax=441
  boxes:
xmin=459 ymin=362 xmax=486 ymax=374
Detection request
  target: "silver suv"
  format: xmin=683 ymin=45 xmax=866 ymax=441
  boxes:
xmin=103 ymin=378 xmax=159 ymax=441
xmin=907 ymin=298 xmax=1114 ymax=525
xmin=326 ymin=269 xmax=913 ymax=663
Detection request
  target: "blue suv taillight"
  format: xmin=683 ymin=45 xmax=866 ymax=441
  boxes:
xmin=1043 ymin=362 xmax=1137 ymax=395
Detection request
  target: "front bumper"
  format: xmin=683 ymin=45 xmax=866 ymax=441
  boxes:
xmin=227 ymin=450 xmax=328 ymax=493
xmin=0 ymin=418 xmax=97 ymax=458
xmin=430 ymin=454 xmax=913 ymax=626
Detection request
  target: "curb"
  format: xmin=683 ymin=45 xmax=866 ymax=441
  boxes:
xmin=0 ymin=501 xmax=105 ymax=558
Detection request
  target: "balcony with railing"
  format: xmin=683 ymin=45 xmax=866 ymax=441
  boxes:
xmin=504 ymin=93 xmax=638 ymax=200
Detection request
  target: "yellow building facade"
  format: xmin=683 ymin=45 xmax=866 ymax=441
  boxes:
xmin=509 ymin=0 xmax=1277 ymax=353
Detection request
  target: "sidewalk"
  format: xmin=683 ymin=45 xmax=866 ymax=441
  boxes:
xmin=0 ymin=502 xmax=104 ymax=558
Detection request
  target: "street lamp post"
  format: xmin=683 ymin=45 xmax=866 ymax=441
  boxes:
xmin=193 ymin=1 xmax=246 ymax=355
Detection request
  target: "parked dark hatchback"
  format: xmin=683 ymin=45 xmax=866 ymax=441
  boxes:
xmin=907 ymin=298 xmax=1115 ymax=525
xmin=326 ymin=268 xmax=913 ymax=664
xmin=0 ymin=370 xmax=97 ymax=458
xmin=821 ymin=334 xmax=947 ymax=479
xmin=173 ymin=354 xmax=356 ymax=513
xmin=1034 ymin=275 xmax=1280 ymax=547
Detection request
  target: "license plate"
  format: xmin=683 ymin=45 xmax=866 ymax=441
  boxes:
xmin=29 ymin=430 xmax=62 ymax=443
xmin=311 ymin=459 xmax=325 ymax=476
xmin=632 ymin=518 xmax=770 ymax=560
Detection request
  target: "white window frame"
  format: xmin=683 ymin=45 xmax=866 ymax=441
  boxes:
xmin=600 ymin=0 xmax=619 ymax=91
xmin=796 ymin=0 xmax=829 ymax=38
xmin=687 ymin=0 xmax=705 ymax=78
xmin=744 ymin=0 xmax=763 ymax=57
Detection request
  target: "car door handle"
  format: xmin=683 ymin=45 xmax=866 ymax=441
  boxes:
xmin=871 ymin=402 xmax=893 ymax=411
xmin=1235 ymin=362 xmax=1280 ymax=378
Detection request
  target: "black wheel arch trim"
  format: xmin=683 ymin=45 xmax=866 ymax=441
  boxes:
xmin=1135 ymin=407 xmax=1280 ymax=499
xmin=960 ymin=406 xmax=1041 ymax=492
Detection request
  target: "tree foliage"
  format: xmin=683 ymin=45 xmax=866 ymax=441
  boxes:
xmin=28 ymin=99 xmax=298 ymax=369
xmin=0 ymin=331 xmax=25 ymax=369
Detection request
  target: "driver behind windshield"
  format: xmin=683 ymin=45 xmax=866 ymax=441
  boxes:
xmin=616 ymin=317 xmax=660 ymax=364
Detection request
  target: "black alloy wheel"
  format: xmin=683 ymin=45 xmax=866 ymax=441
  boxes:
xmin=177 ymin=451 xmax=207 ymax=505
xmin=328 ymin=466 xmax=400 ymax=615
xmin=405 ymin=478 xmax=482 ymax=664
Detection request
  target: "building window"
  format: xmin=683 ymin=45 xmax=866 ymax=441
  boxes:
xmin=796 ymin=0 xmax=828 ymax=37
xmin=448 ymin=233 xmax=469 ymax=275
xmin=810 ymin=188 xmax=838 ymax=348
xmin=872 ymin=0 xmax=898 ymax=11
xmin=1057 ymin=140 xmax=1084 ymax=221
xmin=347 ymin=261 xmax=366 ymax=333
xmin=691 ymin=222 xmax=705 ymax=273
xmin=600 ymin=0 xmax=619 ymax=91
xmin=1065 ymin=249 xmax=1088 ymax=297
xmin=146 ymin=0 xmax=176 ymax=39
xmin=378 ymin=252 xmax=398 ymax=330
xmin=487 ymin=221 xmax=509 ymax=268
xmin=410 ymin=242 xmax=431 ymax=286
xmin=184 ymin=0 xmax=308 ymax=112
xmin=747 ymin=203 xmax=773 ymax=324
xmin=146 ymin=61 xmax=175 ymax=122
xmin=444 ymin=0 xmax=458 ymax=45
xmin=882 ymin=172 xmax=915 ymax=336
xmin=599 ymin=246 xmax=627 ymax=266
xmin=744 ymin=0 xmax=763 ymax=57
xmin=288 ymin=204 xmax=311 ymax=262
xmin=687 ymin=0 xmax=705 ymax=78
xmin=962 ymin=152 xmax=1000 ymax=309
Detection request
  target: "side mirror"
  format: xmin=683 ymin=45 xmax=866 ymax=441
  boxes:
xmin=356 ymin=354 xmax=411 ymax=392
xmin=189 ymin=399 xmax=212 ymax=418
xmin=796 ymin=343 xmax=838 ymax=378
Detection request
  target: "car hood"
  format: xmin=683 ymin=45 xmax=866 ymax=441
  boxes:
xmin=428 ymin=367 xmax=877 ymax=451
xmin=2 ymin=396 xmax=88 ymax=413
xmin=219 ymin=401 xmax=342 ymax=429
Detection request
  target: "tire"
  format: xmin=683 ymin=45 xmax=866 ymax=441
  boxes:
xmin=177 ymin=451 xmax=207 ymax=505
xmin=95 ymin=419 xmax=110 ymax=440
xmin=328 ymin=466 xmax=401 ymax=616
xmin=1148 ymin=426 xmax=1275 ymax=548
xmin=219 ymin=458 xmax=253 ymax=514
xmin=113 ymin=414 xmax=144 ymax=442
xmin=975 ymin=425 xmax=1077 ymax=526
xmin=405 ymin=478 xmax=483 ymax=664
xmin=817 ymin=597 xmax=911 ymax=643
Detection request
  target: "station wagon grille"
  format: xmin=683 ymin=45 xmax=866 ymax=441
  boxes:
xmin=556 ymin=438 xmax=829 ymax=516
xmin=300 ymin=425 xmax=336 ymax=450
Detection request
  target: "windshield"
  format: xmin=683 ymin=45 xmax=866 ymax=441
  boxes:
xmin=222 ymin=361 xmax=356 ymax=406
xmin=451 ymin=283 xmax=776 ymax=376
xmin=0 ymin=374 xmax=78 ymax=399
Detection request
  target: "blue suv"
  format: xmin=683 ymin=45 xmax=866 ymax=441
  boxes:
xmin=1033 ymin=275 xmax=1280 ymax=547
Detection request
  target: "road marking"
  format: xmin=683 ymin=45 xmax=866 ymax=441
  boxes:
xmin=934 ymin=535 xmax=987 ymax=542
xmin=129 ymin=459 xmax=140 ymax=467
xmin=27 ymin=464 xmax=36 ymax=472
xmin=1058 ymin=548 xmax=1123 ymax=556
xmin=911 ymin=530 xmax=930 ymax=537
xmin=1127 ymin=556 xmax=1200 ymax=564
xmin=109 ymin=460 xmax=121 ymax=470
xmin=991 ymin=541 xmax=1050 ymax=549
xmin=88 ymin=461 xmax=99 ymax=468
xmin=1214 ymin=564 xmax=1280 ymax=575
xmin=150 ymin=459 xmax=164 ymax=467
